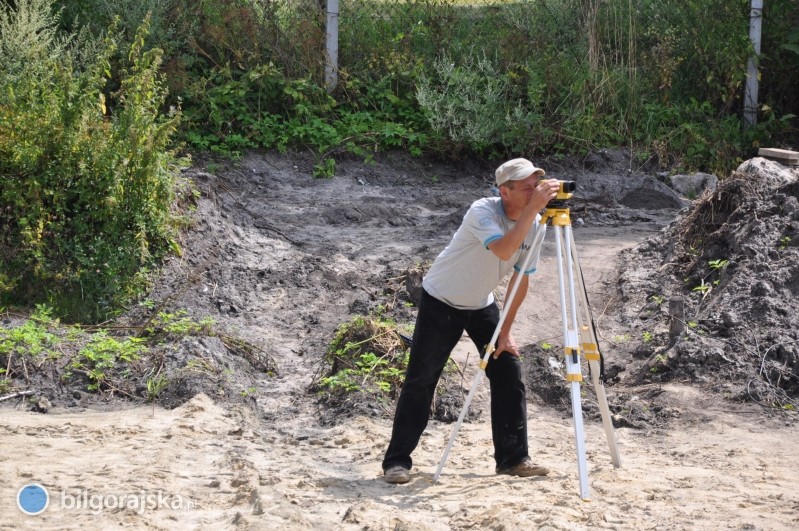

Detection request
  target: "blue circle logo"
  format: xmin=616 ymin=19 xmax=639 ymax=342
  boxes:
xmin=17 ymin=484 xmax=49 ymax=516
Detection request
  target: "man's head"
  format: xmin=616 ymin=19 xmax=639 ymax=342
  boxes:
xmin=495 ymin=158 xmax=545 ymax=188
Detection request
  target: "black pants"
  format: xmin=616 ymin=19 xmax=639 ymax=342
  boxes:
xmin=382 ymin=289 xmax=529 ymax=471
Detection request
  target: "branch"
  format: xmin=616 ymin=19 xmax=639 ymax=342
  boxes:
xmin=0 ymin=390 xmax=34 ymax=402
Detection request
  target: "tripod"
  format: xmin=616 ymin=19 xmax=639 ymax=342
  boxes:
xmin=433 ymin=196 xmax=622 ymax=501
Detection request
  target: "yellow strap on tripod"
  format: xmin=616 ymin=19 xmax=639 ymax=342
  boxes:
xmin=582 ymin=343 xmax=600 ymax=361
xmin=480 ymin=345 xmax=495 ymax=369
xmin=566 ymin=374 xmax=583 ymax=382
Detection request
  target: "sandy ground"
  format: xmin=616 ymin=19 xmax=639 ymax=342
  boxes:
xmin=2 ymin=151 xmax=798 ymax=529
xmin=2 ymin=387 xmax=798 ymax=529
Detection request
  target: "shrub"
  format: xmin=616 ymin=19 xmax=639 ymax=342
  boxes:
xmin=416 ymin=51 xmax=543 ymax=157
xmin=0 ymin=0 xmax=186 ymax=322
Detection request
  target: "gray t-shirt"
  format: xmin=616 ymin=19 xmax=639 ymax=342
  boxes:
xmin=422 ymin=197 xmax=544 ymax=310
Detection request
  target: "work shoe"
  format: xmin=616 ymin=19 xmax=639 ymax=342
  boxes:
xmin=496 ymin=457 xmax=550 ymax=477
xmin=383 ymin=465 xmax=411 ymax=484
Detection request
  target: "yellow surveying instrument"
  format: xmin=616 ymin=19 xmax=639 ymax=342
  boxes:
xmin=433 ymin=180 xmax=622 ymax=501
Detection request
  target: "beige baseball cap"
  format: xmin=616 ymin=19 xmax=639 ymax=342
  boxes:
xmin=495 ymin=158 xmax=546 ymax=186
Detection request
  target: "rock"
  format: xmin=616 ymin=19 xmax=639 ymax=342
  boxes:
xmin=721 ymin=311 xmax=741 ymax=328
xmin=32 ymin=396 xmax=51 ymax=413
xmin=751 ymin=280 xmax=774 ymax=296
xmin=669 ymin=172 xmax=719 ymax=198
xmin=736 ymin=157 xmax=799 ymax=189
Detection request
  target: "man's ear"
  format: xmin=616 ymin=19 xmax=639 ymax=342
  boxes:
xmin=498 ymin=184 xmax=511 ymax=201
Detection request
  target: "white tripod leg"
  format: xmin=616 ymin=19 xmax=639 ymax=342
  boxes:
xmin=554 ymin=225 xmax=591 ymax=501
xmin=568 ymin=229 xmax=622 ymax=468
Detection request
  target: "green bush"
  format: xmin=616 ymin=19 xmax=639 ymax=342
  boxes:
xmin=182 ymin=63 xmax=429 ymax=174
xmin=0 ymin=0 xmax=186 ymax=322
xmin=416 ymin=52 xmax=544 ymax=157
xmin=317 ymin=315 xmax=409 ymax=403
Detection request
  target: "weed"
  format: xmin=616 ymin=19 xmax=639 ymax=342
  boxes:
xmin=312 ymin=158 xmax=337 ymax=179
xmin=649 ymin=294 xmax=666 ymax=305
xmin=0 ymin=305 xmax=60 ymax=386
xmin=642 ymin=331 xmax=653 ymax=343
xmin=183 ymin=358 xmax=219 ymax=376
xmin=147 ymin=310 xmax=215 ymax=336
xmin=146 ymin=374 xmax=169 ymax=402
xmin=708 ymin=259 xmax=729 ymax=271
xmin=650 ymin=353 xmax=668 ymax=374
xmin=65 ymin=332 xmax=148 ymax=392
xmin=240 ymin=386 xmax=257 ymax=398
xmin=692 ymin=280 xmax=711 ymax=295
xmin=318 ymin=315 xmax=409 ymax=401
xmin=777 ymin=236 xmax=791 ymax=250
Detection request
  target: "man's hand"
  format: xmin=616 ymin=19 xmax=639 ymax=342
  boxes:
xmin=525 ymin=178 xmax=561 ymax=214
xmin=495 ymin=333 xmax=520 ymax=358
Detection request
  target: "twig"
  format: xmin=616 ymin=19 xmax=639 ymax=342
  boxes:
xmin=0 ymin=390 xmax=34 ymax=402
xmin=594 ymin=295 xmax=615 ymax=342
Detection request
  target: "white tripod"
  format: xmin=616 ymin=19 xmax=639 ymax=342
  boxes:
xmin=433 ymin=193 xmax=622 ymax=501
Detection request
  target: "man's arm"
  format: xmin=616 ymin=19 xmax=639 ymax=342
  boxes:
xmin=495 ymin=271 xmax=529 ymax=358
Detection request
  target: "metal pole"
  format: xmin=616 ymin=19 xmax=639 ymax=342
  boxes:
xmin=555 ymin=225 xmax=590 ymax=501
xmin=568 ymin=229 xmax=622 ymax=469
xmin=744 ymin=0 xmax=764 ymax=127
xmin=325 ymin=0 xmax=339 ymax=91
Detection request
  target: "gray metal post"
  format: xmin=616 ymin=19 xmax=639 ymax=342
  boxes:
xmin=325 ymin=0 xmax=339 ymax=91
xmin=744 ymin=0 xmax=763 ymax=127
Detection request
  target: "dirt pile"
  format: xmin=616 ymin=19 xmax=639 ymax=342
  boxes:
xmin=614 ymin=157 xmax=799 ymax=410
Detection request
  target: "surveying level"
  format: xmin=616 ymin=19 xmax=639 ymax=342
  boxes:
xmin=434 ymin=185 xmax=622 ymax=501
xmin=543 ymin=179 xmax=577 ymax=201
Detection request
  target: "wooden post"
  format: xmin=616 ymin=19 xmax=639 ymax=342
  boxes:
xmin=669 ymin=297 xmax=685 ymax=344
xmin=325 ymin=0 xmax=339 ymax=91
xmin=744 ymin=0 xmax=763 ymax=127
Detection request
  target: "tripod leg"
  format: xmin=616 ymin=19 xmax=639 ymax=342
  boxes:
xmin=567 ymin=228 xmax=622 ymax=468
xmin=554 ymin=225 xmax=591 ymax=501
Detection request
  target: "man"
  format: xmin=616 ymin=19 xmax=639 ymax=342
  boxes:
xmin=382 ymin=158 xmax=561 ymax=484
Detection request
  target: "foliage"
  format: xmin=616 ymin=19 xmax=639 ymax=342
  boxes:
xmin=39 ymin=0 xmax=799 ymax=178
xmin=317 ymin=315 xmax=409 ymax=402
xmin=66 ymin=331 xmax=147 ymax=391
xmin=146 ymin=309 xmax=215 ymax=336
xmin=416 ymin=51 xmax=543 ymax=157
xmin=0 ymin=302 xmax=262 ymax=397
xmin=145 ymin=373 xmax=169 ymax=402
xmin=181 ymin=63 xmax=429 ymax=173
xmin=0 ymin=0 xmax=187 ymax=322
xmin=0 ymin=305 xmax=60 ymax=385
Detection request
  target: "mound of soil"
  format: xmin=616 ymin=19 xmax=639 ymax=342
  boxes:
xmin=613 ymin=157 xmax=799 ymax=409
